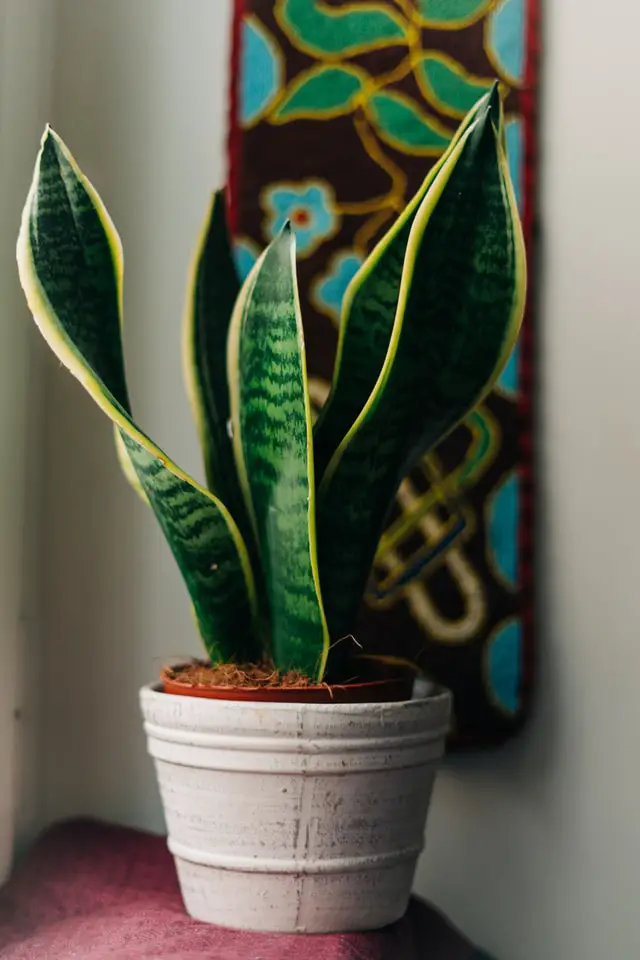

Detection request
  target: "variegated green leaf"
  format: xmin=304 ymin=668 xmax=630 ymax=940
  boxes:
xmin=317 ymin=91 xmax=526 ymax=641
xmin=17 ymin=127 xmax=260 ymax=663
xmin=228 ymin=225 xmax=330 ymax=679
xmin=314 ymin=89 xmax=495 ymax=482
xmin=183 ymin=190 xmax=254 ymax=540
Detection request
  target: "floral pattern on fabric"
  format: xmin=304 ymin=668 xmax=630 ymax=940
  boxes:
xmin=230 ymin=0 xmax=539 ymax=745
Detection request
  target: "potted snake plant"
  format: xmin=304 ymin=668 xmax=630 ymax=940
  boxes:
xmin=17 ymin=85 xmax=525 ymax=933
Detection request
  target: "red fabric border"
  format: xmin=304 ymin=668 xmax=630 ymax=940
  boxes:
xmin=227 ymin=0 xmax=245 ymax=233
xmin=516 ymin=0 xmax=541 ymax=729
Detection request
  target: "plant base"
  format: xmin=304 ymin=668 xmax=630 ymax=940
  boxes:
xmin=140 ymin=682 xmax=451 ymax=933
xmin=161 ymin=659 xmax=416 ymax=703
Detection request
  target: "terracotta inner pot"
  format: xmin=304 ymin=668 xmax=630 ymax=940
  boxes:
xmin=161 ymin=660 xmax=416 ymax=704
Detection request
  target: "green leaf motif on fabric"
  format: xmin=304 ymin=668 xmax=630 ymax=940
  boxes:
xmin=366 ymin=91 xmax=452 ymax=155
xmin=417 ymin=54 xmax=495 ymax=118
xmin=228 ymin=226 xmax=330 ymax=679
xmin=417 ymin=0 xmax=495 ymax=26
xmin=17 ymin=128 xmax=261 ymax=665
xmin=275 ymin=0 xmax=407 ymax=58
xmin=274 ymin=65 xmax=366 ymax=122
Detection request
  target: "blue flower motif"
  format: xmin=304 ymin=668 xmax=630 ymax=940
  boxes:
xmin=262 ymin=180 xmax=339 ymax=257
xmin=312 ymin=249 xmax=364 ymax=324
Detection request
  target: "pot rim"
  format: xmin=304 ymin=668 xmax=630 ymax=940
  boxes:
xmin=160 ymin=664 xmax=419 ymax=704
xmin=146 ymin=676 xmax=450 ymax=710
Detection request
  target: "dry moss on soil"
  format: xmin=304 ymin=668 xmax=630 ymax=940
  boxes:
xmin=164 ymin=661 xmax=315 ymax=689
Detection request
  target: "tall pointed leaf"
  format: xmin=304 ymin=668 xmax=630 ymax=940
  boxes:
xmin=183 ymin=191 xmax=254 ymax=540
xmin=317 ymin=95 xmax=526 ymax=641
xmin=314 ymin=88 xmax=496 ymax=481
xmin=228 ymin=225 xmax=330 ymax=679
xmin=17 ymin=127 xmax=260 ymax=663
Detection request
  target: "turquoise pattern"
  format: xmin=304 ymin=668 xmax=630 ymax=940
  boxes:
xmin=497 ymin=341 xmax=519 ymax=395
xmin=262 ymin=181 xmax=337 ymax=256
xmin=240 ymin=18 xmax=281 ymax=126
xmin=487 ymin=618 xmax=522 ymax=714
xmin=487 ymin=0 xmax=526 ymax=84
xmin=233 ymin=237 xmax=259 ymax=281
xmin=489 ymin=472 xmax=519 ymax=587
xmin=313 ymin=250 xmax=364 ymax=322
xmin=498 ymin=117 xmax=524 ymax=395
xmin=505 ymin=117 xmax=524 ymax=211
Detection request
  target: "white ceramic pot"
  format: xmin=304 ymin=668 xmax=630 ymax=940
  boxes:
xmin=140 ymin=683 xmax=451 ymax=933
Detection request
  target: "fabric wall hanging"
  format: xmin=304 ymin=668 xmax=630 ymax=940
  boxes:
xmin=227 ymin=0 xmax=539 ymax=747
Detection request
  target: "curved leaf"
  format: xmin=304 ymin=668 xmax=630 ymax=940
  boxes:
xmin=274 ymin=65 xmax=366 ymax=122
xmin=416 ymin=53 xmax=494 ymax=118
xmin=317 ymin=92 xmax=526 ymax=641
xmin=276 ymin=0 xmax=406 ymax=58
xmin=228 ymin=226 xmax=330 ymax=679
xmin=17 ymin=127 xmax=261 ymax=663
xmin=366 ymin=90 xmax=452 ymax=155
xmin=183 ymin=190 xmax=254 ymax=541
xmin=417 ymin=0 xmax=494 ymax=27
xmin=114 ymin=425 xmax=148 ymax=504
xmin=314 ymin=91 xmax=495 ymax=482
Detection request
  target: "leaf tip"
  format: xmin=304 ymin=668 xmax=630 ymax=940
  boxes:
xmin=271 ymin=219 xmax=297 ymax=263
xmin=486 ymin=80 xmax=503 ymax=131
xmin=39 ymin=123 xmax=62 ymax=155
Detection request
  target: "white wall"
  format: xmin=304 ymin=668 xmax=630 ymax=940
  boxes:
xmin=0 ymin=0 xmax=54 ymax=878
xmin=415 ymin=3 xmax=640 ymax=958
xmin=43 ymin=0 xmax=232 ymax=831
xmin=37 ymin=0 xmax=640 ymax=958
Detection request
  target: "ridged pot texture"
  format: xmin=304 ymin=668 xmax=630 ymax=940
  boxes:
xmin=140 ymin=683 xmax=451 ymax=933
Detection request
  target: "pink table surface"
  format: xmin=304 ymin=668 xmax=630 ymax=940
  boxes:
xmin=0 ymin=820 xmax=493 ymax=959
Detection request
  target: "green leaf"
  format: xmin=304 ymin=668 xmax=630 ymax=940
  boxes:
xmin=228 ymin=226 xmax=330 ymax=679
xmin=114 ymin=425 xmax=148 ymax=504
xmin=184 ymin=190 xmax=254 ymax=540
xmin=314 ymin=91 xmax=494 ymax=483
xmin=416 ymin=53 xmax=494 ymax=118
xmin=316 ymin=91 xmax=526 ymax=641
xmin=274 ymin=65 xmax=366 ymax=122
xmin=17 ymin=127 xmax=261 ymax=664
xmin=366 ymin=90 xmax=452 ymax=155
xmin=417 ymin=0 xmax=494 ymax=26
xmin=276 ymin=0 xmax=406 ymax=58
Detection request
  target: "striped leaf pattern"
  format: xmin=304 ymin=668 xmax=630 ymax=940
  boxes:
xmin=314 ymin=88 xmax=496 ymax=482
xmin=228 ymin=225 xmax=330 ymax=678
xmin=184 ymin=190 xmax=253 ymax=540
xmin=317 ymin=91 xmax=527 ymax=641
xmin=17 ymin=127 xmax=260 ymax=663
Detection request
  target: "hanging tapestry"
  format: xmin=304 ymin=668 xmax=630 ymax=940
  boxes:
xmin=227 ymin=0 xmax=539 ymax=746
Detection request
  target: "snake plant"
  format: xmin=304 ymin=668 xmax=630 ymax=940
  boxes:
xmin=17 ymin=85 xmax=525 ymax=683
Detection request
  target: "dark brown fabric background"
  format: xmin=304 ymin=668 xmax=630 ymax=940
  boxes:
xmin=228 ymin=0 xmax=539 ymax=746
